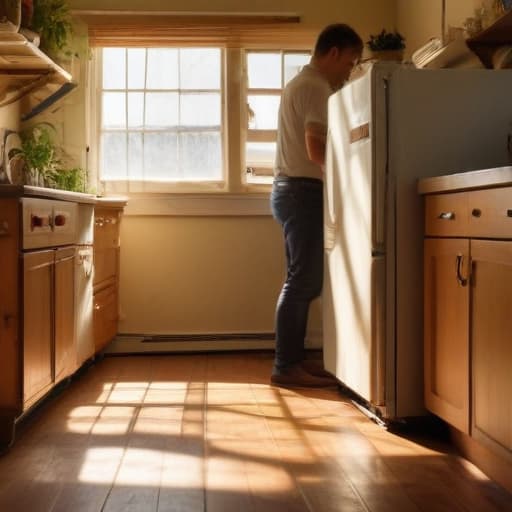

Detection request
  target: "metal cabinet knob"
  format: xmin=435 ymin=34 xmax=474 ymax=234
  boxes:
xmin=438 ymin=211 xmax=455 ymax=220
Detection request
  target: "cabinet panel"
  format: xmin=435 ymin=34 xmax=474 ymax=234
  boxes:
xmin=471 ymin=240 xmax=512 ymax=455
xmin=93 ymin=247 xmax=118 ymax=288
xmin=0 ymin=199 xmax=21 ymax=420
xmin=425 ymin=192 xmax=469 ymax=237
xmin=467 ymin=188 xmax=512 ymax=239
xmin=424 ymin=238 xmax=470 ymax=433
xmin=54 ymin=247 xmax=76 ymax=384
xmin=94 ymin=285 xmax=118 ymax=353
xmin=23 ymin=250 xmax=54 ymax=408
xmin=94 ymin=208 xmax=121 ymax=249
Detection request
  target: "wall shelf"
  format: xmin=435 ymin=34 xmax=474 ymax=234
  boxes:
xmin=0 ymin=32 xmax=76 ymax=120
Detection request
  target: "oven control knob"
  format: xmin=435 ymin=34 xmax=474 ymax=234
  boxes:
xmin=31 ymin=214 xmax=44 ymax=229
xmin=54 ymin=214 xmax=66 ymax=226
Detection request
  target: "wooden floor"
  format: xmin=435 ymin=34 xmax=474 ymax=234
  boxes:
xmin=0 ymin=353 xmax=511 ymax=512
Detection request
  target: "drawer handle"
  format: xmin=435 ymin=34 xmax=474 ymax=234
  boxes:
xmin=438 ymin=211 xmax=455 ymax=220
xmin=507 ymin=209 xmax=512 ymax=218
xmin=0 ymin=220 xmax=9 ymax=236
xmin=456 ymin=254 xmax=468 ymax=287
xmin=471 ymin=208 xmax=482 ymax=218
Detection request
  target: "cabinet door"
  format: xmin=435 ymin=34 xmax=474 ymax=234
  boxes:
xmin=23 ymin=250 xmax=54 ymax=408
xmin=0 ymin=200 xmax=21 ymax=424
xmin=93 ymin=285 xmax=118 ymax=353
xmin=424 ymin=238 xmax=470 ymax=433
xmin=471 ymin=240 xmax=512 ymax=455
xmin=54 ymin=247 xmax=76 ymax=383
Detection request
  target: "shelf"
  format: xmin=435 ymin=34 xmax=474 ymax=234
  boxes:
xmin=0 ymin=32 xmax=76 ymax=120
xmin=466 ymin=9 xmax=512 ymax=68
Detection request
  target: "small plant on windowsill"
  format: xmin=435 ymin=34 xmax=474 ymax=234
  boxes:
xmin=366 ymin=29 xmax=406 ymax=61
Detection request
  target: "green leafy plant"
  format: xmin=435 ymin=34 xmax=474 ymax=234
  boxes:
xmin=30 ymin=0 xmax=73 ymax=57
xmin=14 ymin=123 xmax=88 ymax=192
xmin=46 ymin=166 xmax=87 ymax=192
xmin=366 ymin=29 xmax=406 ymax=51
xmin=17 ymin=124 xmax=59 ymax=185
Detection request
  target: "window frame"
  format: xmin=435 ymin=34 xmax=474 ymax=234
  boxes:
xmin=91 ymin=46 xmax=228 ymax=195
xmin=88 ymin=45 xmax=312 ymax=198
xmin=242 ymin=49 xmax=311 ymax=186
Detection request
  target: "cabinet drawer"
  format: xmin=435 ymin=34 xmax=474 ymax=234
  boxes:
xmin=93 ymin=247 xmax=119 ymax=287
xmin=94 ymin=208 xmax=121 ymax=249
xmin=425 ymin=193 xmax=469 ymax=237
xmin=467 ymin=187 xmax=512 ymax=239
xmin=93 ymin=285 xmax=118 ymax=352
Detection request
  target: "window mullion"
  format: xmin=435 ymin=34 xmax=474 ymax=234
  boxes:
xmin=125 ymin=48 xmax=129 ymax=181
xmin=143 ymin=48 xmax=148 ymax=181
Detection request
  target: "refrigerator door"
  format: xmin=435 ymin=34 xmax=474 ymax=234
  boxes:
xmin=323 ymin=63 xmax=387 ymax=405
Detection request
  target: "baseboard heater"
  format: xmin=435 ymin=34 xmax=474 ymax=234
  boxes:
xmin=104 ymin=332 xmax=276 ymax=354
xmin=141 ymin=332 xmax=275 ymax=343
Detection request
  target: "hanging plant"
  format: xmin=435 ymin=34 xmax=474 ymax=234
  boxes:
xmin=30 ymin=0 xmax=73 ymax=57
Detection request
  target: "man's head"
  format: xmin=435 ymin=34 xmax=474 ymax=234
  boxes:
xmin=312 ymin=24 xmax=363 ymax=90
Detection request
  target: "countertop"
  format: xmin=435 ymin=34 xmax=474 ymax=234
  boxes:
xmin=418 ymin=166 xmax=512 ymax=195
xmin=0 ymin=185 xmax=128 ymax=207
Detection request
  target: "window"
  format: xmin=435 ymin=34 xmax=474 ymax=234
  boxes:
xmin=99 ymin=47 xmax=223 ymax=184
xmin=244 ymin=50 xmax=311 ymax=184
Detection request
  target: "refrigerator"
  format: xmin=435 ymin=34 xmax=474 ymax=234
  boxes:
xmin=323 ymin=61 xmax=512 ymax=420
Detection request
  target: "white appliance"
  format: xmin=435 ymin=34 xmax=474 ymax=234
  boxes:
xmin=323 ymin=62 xmax=512 ymax=420
xmin=75 ymin=204 xmax=94 ymax=366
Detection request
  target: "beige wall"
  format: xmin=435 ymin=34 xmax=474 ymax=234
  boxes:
xmin=396 ymin=0 xmax=481 ymax=57
xmin=119 ymin=216 xmax=284 ymax=334
xmin=71 ymin=0 xmax=396 ymax=38
xmin=71 ymin=0 xmax=397 ymax=340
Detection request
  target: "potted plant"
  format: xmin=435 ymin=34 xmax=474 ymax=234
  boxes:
xmin=366 ymin=29 xmax=406 ymax=61
xmin=12 ymin=123 xmax=88 ymax=192
xmin=30 ymin=0 xmax=73 ymax=59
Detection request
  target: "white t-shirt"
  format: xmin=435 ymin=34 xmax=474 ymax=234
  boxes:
xmin=274 ymin=64 xmax=333 ymax=179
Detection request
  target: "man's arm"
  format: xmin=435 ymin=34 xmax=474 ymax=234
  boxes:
xmin=305 ymin=122 xmax=327 ymax=167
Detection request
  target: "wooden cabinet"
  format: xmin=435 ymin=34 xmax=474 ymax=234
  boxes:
xmin=93 ymin=206 xmax=123 ymax=353
xmin=423 ymin=182 xmax=512 ymax=460
xmin=54 ymin=247 xmax=77 ymax=383
xmin=23 ymin=250 xmax=54 ymax=409
xmin=471 ymin=240 xmax=512 ymax=456
xmin=0 ymin=199 xmax=21 ymax=446
xmin=22 ymin=246 xmax=77 ymax=409
xmin=424 ymin=238 xmax=470 ymax=433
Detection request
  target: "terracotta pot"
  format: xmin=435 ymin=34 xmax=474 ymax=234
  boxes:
xmin=371 ymin=50 xmax=404 ymax=61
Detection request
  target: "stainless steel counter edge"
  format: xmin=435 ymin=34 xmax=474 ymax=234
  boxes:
xmin=418 ymin=166 xmax=512 ymax=195
xmin=0 ymin=185 xmax=128 ymax=207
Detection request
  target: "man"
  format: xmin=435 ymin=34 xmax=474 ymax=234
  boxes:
xmin=271 ymin=24 xmax=363 ymax=388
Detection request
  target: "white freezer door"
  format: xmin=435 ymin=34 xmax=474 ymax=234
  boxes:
xmin=323 ymin=65 xmax=386 ymax=405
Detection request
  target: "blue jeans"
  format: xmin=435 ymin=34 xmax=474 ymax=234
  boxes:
xmin=270 ymin=176 xmax=324 ymax=374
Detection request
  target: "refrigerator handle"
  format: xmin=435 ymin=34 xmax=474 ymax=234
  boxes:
xmin=324 ymin=134 xmax=338 ymax=251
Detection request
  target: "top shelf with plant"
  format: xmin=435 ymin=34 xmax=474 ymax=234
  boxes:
xmin=0 ymin=0 xmax=76 ymax=119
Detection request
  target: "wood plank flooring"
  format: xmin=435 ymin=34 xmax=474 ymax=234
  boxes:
xmin=0 ymin=353 xmax=511 ymax=512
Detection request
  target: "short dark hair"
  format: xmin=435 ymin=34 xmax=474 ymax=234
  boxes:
xmin=314 ymin=24 xmax=363 ymax=56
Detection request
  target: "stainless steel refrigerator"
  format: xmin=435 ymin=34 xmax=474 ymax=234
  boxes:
xmin=323 ymin=61 xmax=512 ymax=419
